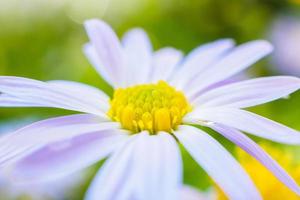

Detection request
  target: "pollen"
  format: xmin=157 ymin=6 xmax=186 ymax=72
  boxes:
xmin=108 ymin=81 xmax=191 ymax=134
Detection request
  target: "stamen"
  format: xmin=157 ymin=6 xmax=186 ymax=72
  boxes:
xmin=108 ymin=81 xmax=191 ymax=134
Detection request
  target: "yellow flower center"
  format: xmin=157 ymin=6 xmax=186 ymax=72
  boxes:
xmin=108 ymin=81 xmax=191 ymax=134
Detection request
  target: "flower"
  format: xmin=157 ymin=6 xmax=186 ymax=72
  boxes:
xmin=217 ymin=145 xmax=300 ymax=200
xmin=270 ymin=15 xmax=300 ymax=76
xmin=0 ymin=19 xmax=300 ymax=200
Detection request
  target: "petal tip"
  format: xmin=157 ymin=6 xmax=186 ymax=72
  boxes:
xmin=253 ymin=40 xmax=274 ymax=54
xmin=84 ymin=19 xmax=113 ymax=33
xmin=222 ymin=38 xmax=236 ymax=46
xmin=84 ymin=18 xmax=104 ymax=27
xmin=125 ymin=28 xmax=147 ymax=35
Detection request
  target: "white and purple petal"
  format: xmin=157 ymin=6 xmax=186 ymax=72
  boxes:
xmin=212 ymin=123 xmax=300 ymax=195
xmin=186 ymin=40 xmax=273 ymax=97
xmin=179 ymin=185 xmax=214 ymax=200
xmin=0 ymin=114 xmax=119 ymax=166
xmin=11 ymin=129 xmax=128 ymax=182
xmin=192 ymin=76 xmax=300 ymax=108
xmin=133 ymin=132 xmax=182 ymax=200
xmin=175 ymin=125 xmax=261 ymax=200
xmin=169 ymin=39 xmax=235 ymax=90
xmin=48 ymin=80 xmax=109 ymax=102
xmin=0 ymin=76 xmax=108 ymax=116
xmin=83 ymin=43 xmax=115 ymax=86
xmin=0 ymin=93 xmax=43 ymax=107
xmin=185 ymin=108 xmax=300 ymax=144
xmin=86 ymin=132 xmax=182 ymax=200
xmin=122 ymin=28 xmax=153 ymax=86
xmin=85 ymin=135 xmax=137 ymax=200
xmin=151 ymin=47 xmax=183 ymax=83
xmin=84 ymin=19 xmax=125 ymax=88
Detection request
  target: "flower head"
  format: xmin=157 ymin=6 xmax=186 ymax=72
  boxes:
xmin=108 ymin=80 xmax=191 ymax=133
xmin=1 ymin=19 xmax=300 ymax=200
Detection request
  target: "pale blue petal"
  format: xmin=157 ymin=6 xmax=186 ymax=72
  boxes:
xmin=192 ymin=76 xmax=300 ymax=108
xmin=0 ymin=76 xmax=108 ymax=116
xmin=122 ymin=28 xmax=153 ymax=86
xmin=12 ymin=129 xmax=128 ymax=182
xmin=84 ymin=19 xmax=125 ymax=88
xmin=170 ymin=39 xmax=235 ymax=89
xmin=212 ymin=124 xmax=300 ymax=195
xmin=187 ymin=40 xmax=273 ymax=97
xmin=175 ymin=125 xmax=261 ymax=200
xmin=0 ymin=114 xmax=118 ymax=166
xmin=185 ymin=108 xmax=300 ymax=144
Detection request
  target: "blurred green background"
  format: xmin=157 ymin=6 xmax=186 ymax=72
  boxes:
xmin=0 ymin=0 xmax=300 ymax=199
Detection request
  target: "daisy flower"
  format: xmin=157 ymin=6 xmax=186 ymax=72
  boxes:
xmin=1 ymin=19 xmax=300 ymax=200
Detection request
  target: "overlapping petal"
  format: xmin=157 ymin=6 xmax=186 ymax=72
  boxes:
xmin=83 ymin=43 xmax=115 ymax=86
xmin=175 ymin=125 xmax=261 ymax=200
xmin=133 ymin=132 xmax=182 ymax=200
xmin=151 ymin=47 xmax=183 ymax=83
xmin=86 ymin=132 xmax=182 ymax=200
xmin=85 ymin=135 xmax=136 ymax=200
xmin=192 ymin=76 xmax=300 ymax=108
xmin=184 ymin=107 xmax=300 ymax=144
xmin=0 ymin=114 xmax=119 ymax=166
xmin=212 ymin=124 xmax=300 ymax=195
xmin=170 ymin=39 xmax=235 ymax=89
xmin=186 ymin=40 xmax=273 ymax=97
xmin=0 ymin=93 xmax=43 ymax=107
xmin=0 ymin=76 xmax=108 ymax=116
xmin=11 ymin=129 xmax=128 ymax=182
xmin=84 ymin=19 xmax=125 ymax=88
xmin=48 ymin=80 xmax=110 ymax=102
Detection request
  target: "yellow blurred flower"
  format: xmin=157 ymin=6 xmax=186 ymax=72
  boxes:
xmin=290 ymin=0 xmax=300 ymax=4
xmin=217 ymin=145 xmax=300 ymax=200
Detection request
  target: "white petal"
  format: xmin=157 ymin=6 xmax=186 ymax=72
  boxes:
xmin=187 ymin=40 xmax=273 ymax=97
xmin=133 ymin=132 xmax=182 ymax=200
xmin=185 ymin=107 xmax=300 ymax=144
xmin=169 ymin=39 xmax=235 ymax=89
xmin=11 ymin=129 xmax=128 ymax=182
xmin=85 ymin=132 xmax=182 ymax=200
xmin=85 ymin=135 xmax=137 ymax=200
xmin=159 ymin=133 xmax=183 ymax=200
xmin=151 ymin=47 xmax=183 ymax=82
xmin=83 ymin=43 xmax=115 ymax=86
xmin=212 ymin=124 xmax=300 ymax=195
xmin=175 ymin=125 xmax=261 ymax=200
xmin=48 ymin=80 xmax=110 ymax=102
xmin=84 ymin=19 xmax=125 ymax=88
xmin=122 ymin=28 xmax=153 ymax=86
xmin=180 ymin=185 xmax=214 ymax=200
xmin=0 ymin=114 xmax=119 ymax=166
xmin=0 ymin=93 xmax=43 ymax=107
xmin=192 ymin=76 xmax=300 ymax=108
xmin=0 ymin=76 xmax=108 ymax=116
